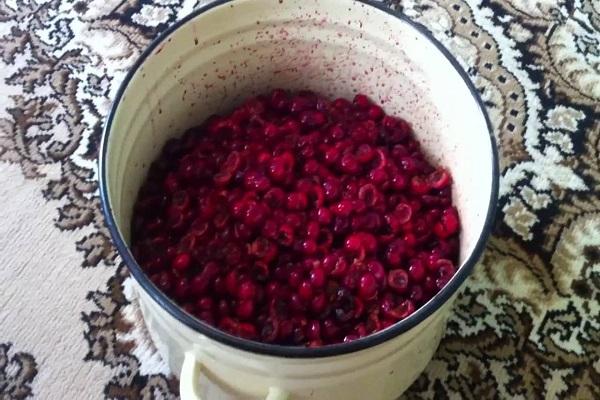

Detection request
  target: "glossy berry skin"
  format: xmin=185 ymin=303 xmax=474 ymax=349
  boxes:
xmin=358 ymin=273 xmax=378 ymax=300
xmin=132 ymin=90 xmax=460 ymax=347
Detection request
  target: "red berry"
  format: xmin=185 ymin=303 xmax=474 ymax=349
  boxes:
xmin=339 ymin=153 xmax=360 ymax=174
xmin=345 ymin=232 xmax=377 ymax=257
xmin=298 ymin=281 xmax=313 ymax=302
xmin=225 ymin=270 xmax=239 ymax=296
xmin=197 ymin=297 xmax=214 ymax=311
xmin=366 ymin=260 xmax=386 ymax=286
xmin=331 ymin=199 xmax=354 ymax=217
xmin=358 ymin=273 xmax=377 ymax=300
xmin=238 ymin=280 xmax=257 ymax=300
xmin=306 ymin=320 xmax=321 ymax=340
xmin=236 ymin=300 xmax=255 ymax=320
xmin=386 ymin=240 xmax=406 ymax=266
xmin=388 ymin=269 xmax=409 ymax=293
xmin=174 ymin=278 xmax=190 ymax=300
xmin=311 ymin=293 xmax=327 ymax=314
xmin=410 ymin=176 xmax=430 ymax=194
xmin=172 ymin=253 xmax=191 ymax=271
xmin=269 ymin=152 xmax=295 ymax=182
xmin=309 ymin=268 xmax=326 ymax=288
xmin=243 ymin=201 xmax=268 ymax=227
xmin=287 ymin=192 xmax=308 ymax=211
xmin=408 ymin=259 xmax=426 ymax=282
xmin=428 ymin=169 xmax=452 ymax=189
xmin=299 ymin=110 xmax=327 ymax=128
xmin=367 ymin=105 xmax=383 ymax=120
xmin=353 ymin=94 xmax=371 ymax=109
xmin=243 ymin=171 xmax=270 ymax=193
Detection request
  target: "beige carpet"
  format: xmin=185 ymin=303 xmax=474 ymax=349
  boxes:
xmin=0 ymin=0 xmax=599 ymax=399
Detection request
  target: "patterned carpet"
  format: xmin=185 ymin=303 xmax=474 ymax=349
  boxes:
xmin=0 ymin=0 xmax=598 ymax=398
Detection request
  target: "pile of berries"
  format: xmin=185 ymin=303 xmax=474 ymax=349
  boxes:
xmin=131 ymin=90 xmax=460 ymax=346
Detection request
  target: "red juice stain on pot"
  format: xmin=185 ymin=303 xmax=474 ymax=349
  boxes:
xmin=132 ymin=90 xmax=460 ymax=346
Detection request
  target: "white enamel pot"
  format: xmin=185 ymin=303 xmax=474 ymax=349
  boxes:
xmin=99 ymin=0 xmax=499 ymax=399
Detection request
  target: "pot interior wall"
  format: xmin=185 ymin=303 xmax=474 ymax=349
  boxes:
xmin=105 ymin=0 xmax=493 ymax=273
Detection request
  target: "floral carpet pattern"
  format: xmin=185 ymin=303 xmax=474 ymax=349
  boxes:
xmin=0 ymin=0 xmax=598 ymax=399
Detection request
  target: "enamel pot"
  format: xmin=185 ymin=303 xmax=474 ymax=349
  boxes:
xmin=99 ymin=0 xmax=499 ymax=399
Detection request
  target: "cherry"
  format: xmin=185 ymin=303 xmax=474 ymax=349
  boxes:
xmin=353 ymin=94 xmax=371 ymax=109
xmin=196 ymin=297 xmax=214 ymax=311
xmin=345 ymin=232 xmax=377 ymax=257
xmin=358 ymin=273 xmax=377 ymax=300
xmin=306 ymin=320 xmax=321 ymax=340
xmin=386 ymin=240 xmax=407 ymax=266
xmin=428 ymin=169 xmax=451 ymax=189
xmin=311 ymin=293 xmax=327 ymax=314
xmin=238 ymin=280 xmax=257 ymax=300
xmin=287 ymin=192 xmax=308 ymax=211
xmin=244 ymin=171 xmax=270 ymax=192
xmin=408 ymin=259 xmax=426 ymax=282
xmin=298 ymin=281 xmax=313 ymax=302
xmin=299 ymin=110 xmax=327 ymax=128
xmin=309 ymin=268 xmax=326 ymax=288
xmin=236 ymin=300 xmax=255 ymax=320
xmin=269 ymin=152 xmax=295 ymax=182
xmin=388 ymin=269 xmax=410 ymax=294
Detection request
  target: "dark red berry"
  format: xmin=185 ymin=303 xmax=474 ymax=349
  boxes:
xmin=358 ymin=273 xmax=377 ymax=300
xmin=287 ymin=192 xmax=308 ymax=211
xmin=388 ymin=269 xmax=409 ymax=293
xmin=306 ymin=320 xmax=321 ymax=340
xmin=269 ymin=152 xmax=295 ymax=182
xmin=299 ymin=110 xmax=327 ymax=128
xmin=309 ymin=268 xmax=326 ymax=288
xmin=428 ymin=169 xmax=451 ymax=189
xmin=298 ymin=280 xmax=313 ymax=302
xmin=408 ymin=259 xmax=426 ymax=282
xmin=236 ymin=300 xmax=255 ymax=320
xmin=311 ymin=293 xmax=327 ymax=314
xmin=353 ymin=94 xmax=371 ymax=109
xmin=386 ymin=240 xmax=406 ymax=266
xmin=238 ymin=280 xmax=257 ymax=300
xmin=172 ymin=253 xmax=191 ymax=271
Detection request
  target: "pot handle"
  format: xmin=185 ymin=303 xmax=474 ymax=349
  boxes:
xmin=180 ymin=351 xmax=290 ymax=400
